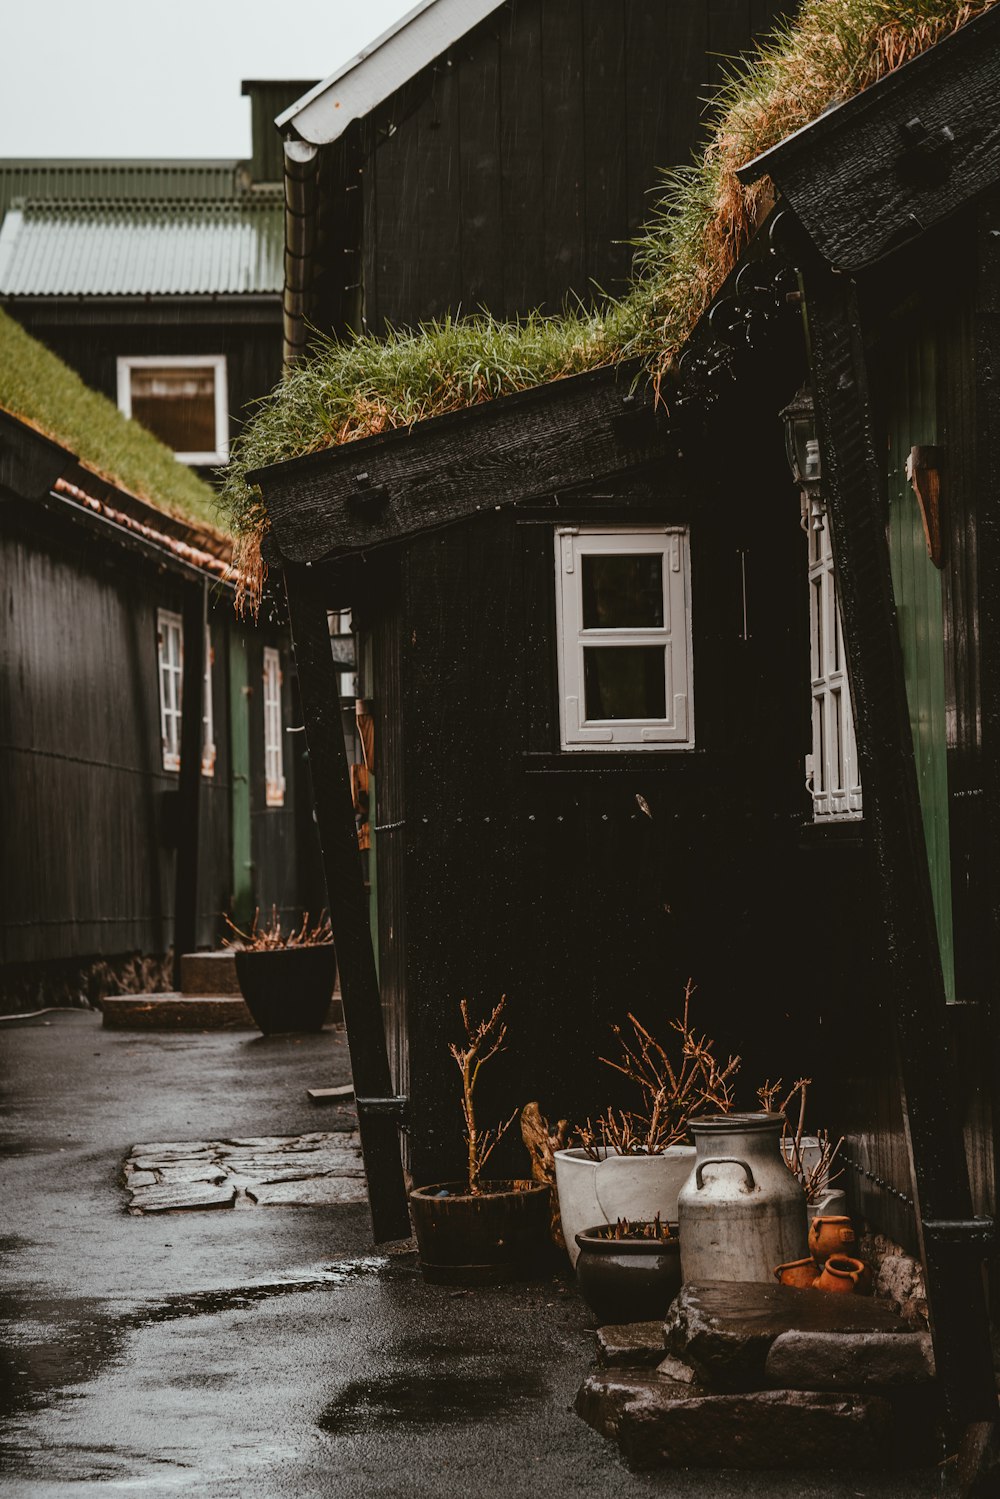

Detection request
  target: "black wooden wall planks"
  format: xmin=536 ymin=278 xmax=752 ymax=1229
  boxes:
xmin=322 ymin=0 xmax=790 ymax=337
xmin=540 ymin=0 xmax=586 ymax=311
xmin=0 ymin=498 xmax=314 ymax=994
xmin=498 ymin=0 xmax=546 ymax=317
xmin=458 ymin=20 xmax=505 ymax=313
xmin=582 ymin=0 xmax=629 ymax=300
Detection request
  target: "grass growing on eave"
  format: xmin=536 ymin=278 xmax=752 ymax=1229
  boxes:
xmin=223 ymin=0 xmax=996 ymax=613
xmin=0 ymin=308 xmax=223 ymax=532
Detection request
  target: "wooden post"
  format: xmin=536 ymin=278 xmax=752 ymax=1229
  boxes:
xmin=172 ymin=582 xmax=206 ymax=989
xmin=803 ymin=262 xmax=996 ymax=1427
xmin=283 ymin=562 xmax=411 ymax=1244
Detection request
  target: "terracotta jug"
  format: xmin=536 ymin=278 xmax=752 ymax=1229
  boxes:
xmin=774 ymin=1257 xmax=819 ymax=1290
xmin=815 ymin=1254 xmax=868 ymax=1294
xmin=808 ymin=1215 xmax=857 ymax=1264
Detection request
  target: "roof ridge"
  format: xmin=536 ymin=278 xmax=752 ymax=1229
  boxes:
xmin=16 ymin=193 xmax=282 ymax=212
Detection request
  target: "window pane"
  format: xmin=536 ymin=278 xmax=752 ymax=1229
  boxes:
xmin=581 ymin=554 xmax=664 ymax=629
xmin=131 ymin=366 xmax=217 ymax=454
xmin=583 ymin=646 xmax=666 ymax=720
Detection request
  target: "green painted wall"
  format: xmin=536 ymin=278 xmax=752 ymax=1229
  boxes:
xmin=885 ymin=330 xmax=956 ymax=1001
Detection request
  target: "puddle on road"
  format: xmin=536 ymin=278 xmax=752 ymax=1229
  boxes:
xmin=0 ymin=1258 xmax=389 ymax=1418
xmin=320 ymin=1371 xmax=545 ymax=1434
xmin=127 ymin=1257 xmax=387 ymax=1326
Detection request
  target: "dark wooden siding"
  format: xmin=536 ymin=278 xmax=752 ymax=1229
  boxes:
xmin=0 ymin=501 xmax=311 ymax=990
xmin=352 ymin=412 xmax=852 ymax=1182
xmin=317 ymin=0 xmax=790 ymax=336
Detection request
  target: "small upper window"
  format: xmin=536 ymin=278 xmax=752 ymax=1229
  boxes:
xmin=118 ymin=355 xmax=228 ymax=464
xmin=263 ymin=646 xmax=285 ymax=807
xmin=555 ymin=526 xmax=693 ymax=750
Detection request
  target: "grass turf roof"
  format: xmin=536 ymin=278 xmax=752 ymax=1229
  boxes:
xmin=0 ymin=308 xmax=223 ymax=532
xmin=223 ymin=0 xmax=996 ymax=613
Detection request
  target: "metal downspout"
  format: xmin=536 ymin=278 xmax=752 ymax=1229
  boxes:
xmin=282 ymin=138 xmax=319 ymax=372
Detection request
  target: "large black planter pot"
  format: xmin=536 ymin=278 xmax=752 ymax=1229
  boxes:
xmin=574 ymin=1224 xmax=682 ymax=1323
xmin=233 ymin=945 xmax=337 ymax=1035
xmin=409 ymin=1180 xmax=551 ymax=1285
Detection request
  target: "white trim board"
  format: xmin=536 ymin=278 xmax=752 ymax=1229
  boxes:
xmin=278 ymin=0 xmax=507 ymax=147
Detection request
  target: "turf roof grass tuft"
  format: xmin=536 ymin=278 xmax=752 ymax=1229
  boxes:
xmin=0 ymin=308 xmax=223 ymax=532
xmin=222 ymin=0 xmax=996 ymax=612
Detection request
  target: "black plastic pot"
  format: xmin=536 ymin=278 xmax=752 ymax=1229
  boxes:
xmin=233 ymin=945 xmax=337 ymax=1035
xmin=574 ymin=1223 xmax=682 ymax=1323
xmin=409 ymin=1179 xmax=551 ymax=1285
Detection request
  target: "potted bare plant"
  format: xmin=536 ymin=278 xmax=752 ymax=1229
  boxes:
xmin=409 ymin=996 xmax=550 ymax=1285
xmin=225 ymin=908 xmax=337 ymax=1036
xmin=555 ymin=981 xmax=741 ymax=1266
xmin=758 ymin=1076 xmax=847 ymax=1220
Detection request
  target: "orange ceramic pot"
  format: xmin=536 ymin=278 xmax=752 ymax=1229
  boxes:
xmin=815 ymin=1254 xmax=868 ymax=1294
xmin=808 ymin=1215 xmax=857 ymax=1264
xmin=774 ymin=1257 xmax=819 ymax=1290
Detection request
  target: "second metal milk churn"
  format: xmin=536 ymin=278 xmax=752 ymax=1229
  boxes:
xmin=677 ymin=1113 xmax=808 ymax=1282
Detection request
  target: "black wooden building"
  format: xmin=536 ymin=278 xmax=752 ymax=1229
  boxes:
xmin=0 ymin=326 xmax=321 ymax=1011
xmin=0 ymin=80 xmax=310 ymax=481
xmin=252 ymin=3 xmax=1000 ymax=1440
xmin=276 ymin=0 xmax=790 ymax=361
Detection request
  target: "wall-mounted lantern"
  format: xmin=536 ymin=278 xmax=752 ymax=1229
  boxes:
xmin=781 ymin=385 xmax=824 ymax=532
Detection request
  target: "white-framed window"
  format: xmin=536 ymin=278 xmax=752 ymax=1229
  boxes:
xmin=117 ymin=355 xmax=229 ymax=464
xmin=805 ymin=495 xmax=862 ymax=818
xmin=263 ymin=646 xmax=285 ymax=807
xmin=202 ymin=630 xmax=217 ymax=779
xmin=156 ymin=609 xmax=183 ymax=773
xmin=156 ymin=611 xmax=217 ymax=778
xmin=555 ymin=526 xmax=693 ymax=751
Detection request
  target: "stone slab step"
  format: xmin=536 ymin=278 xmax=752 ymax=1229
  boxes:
xmin=596 ymin=1322 xmax=666 ymax=1368
xmin=102 ymin=994 xmax=254 ymax=1030
xmin=576 ymin=1371 xmax=893 ymax=1471
xmin=180 ymin=950 xmax=241 ymax=996
xmin=765 ymin=1329 xmax=935 ymax=1390
xmin=664 ymin=1280 xmax=912 ymax=1393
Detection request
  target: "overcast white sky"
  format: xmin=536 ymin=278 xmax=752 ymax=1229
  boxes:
xmin=0 ymin=0 xmax=416 ymax=159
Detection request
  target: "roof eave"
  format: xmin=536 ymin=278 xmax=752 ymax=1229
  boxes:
xmin=736 ymin=5 xmax=1000 ymax=272
xmin=277 ymin=0 xmax=507 ymax=147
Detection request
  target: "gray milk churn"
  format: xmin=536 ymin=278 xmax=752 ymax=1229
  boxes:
xmin=677 ymin=1113 xmax=808 ymax=1282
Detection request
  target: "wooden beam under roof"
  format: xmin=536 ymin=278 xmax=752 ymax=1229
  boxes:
xmin=251 ymin=358 xmax=684 ymax=564
xmin=737 ymin=4 xmax=1000 ymax=272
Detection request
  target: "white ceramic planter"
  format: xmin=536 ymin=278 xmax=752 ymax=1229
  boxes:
xmin=807 ymin=1187 xmax=849 ymax=1221
xmin=554 ymin=1145 xmax=696 ymax=1267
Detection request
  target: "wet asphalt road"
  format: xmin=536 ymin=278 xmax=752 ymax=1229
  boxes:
xmin=0 ymin=1012 xmax=953 ymax=1498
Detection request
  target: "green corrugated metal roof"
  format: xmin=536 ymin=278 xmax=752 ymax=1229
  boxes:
xmin=0 ymin=159 xmax=246 ymax=223
xmin=0 ymin=195 xmax=283 ymax=297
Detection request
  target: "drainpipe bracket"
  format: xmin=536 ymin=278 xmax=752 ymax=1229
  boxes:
xmin=922 ymin=1217 xmax=996 ymax=1254
xmin=356 ymin=1095 xmax=409 ymax=1124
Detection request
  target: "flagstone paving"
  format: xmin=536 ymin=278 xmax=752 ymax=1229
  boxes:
xmin=122 ymin=1131 xmax=367 ymax=1213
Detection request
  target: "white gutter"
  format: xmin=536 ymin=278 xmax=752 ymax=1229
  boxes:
xmin=277 ymin=0 xmax=506 ymax=146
